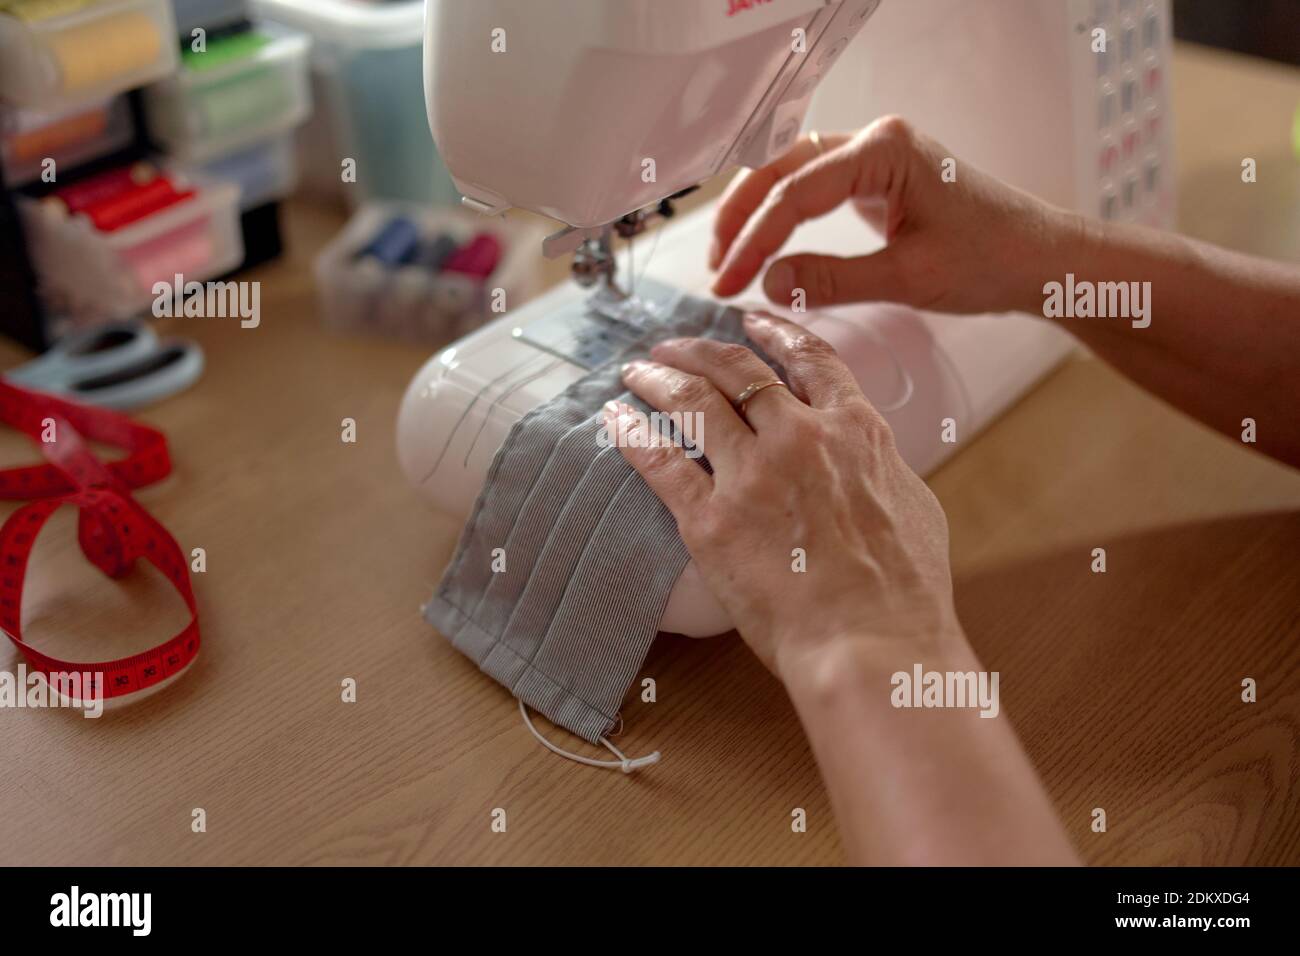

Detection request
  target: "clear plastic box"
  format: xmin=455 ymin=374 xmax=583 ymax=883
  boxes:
xmin=20 ymin=165 xmax=244 ymax=322
xmin=0 ymin=95 xmax=133 ymax=185
xmin=200 ymin=131 xmax=296 ymax=210
xmin=0 ymin=0 xmax=179 ymax=111
xmin=314 ymin=203 xmax=546 ymax=344
xmin=170 ymin=0 xmax=249 ymax=37
xmin=249 ymin=0 xmax=459 ymax=207
xmin=142 ymin=22 xmax=310 ymax=163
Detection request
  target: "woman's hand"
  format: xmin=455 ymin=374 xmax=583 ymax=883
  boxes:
xmin=606 ymin=311 xmax=962 ymax=679
xmin=607 ymin=314 xmax=1078 ymax=865
xmin=710 ymin=116 xmax=1072 ymax=316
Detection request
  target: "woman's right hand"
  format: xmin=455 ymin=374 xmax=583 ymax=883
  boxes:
xmin=610 ymin=312 xmax=963 ymax=678
xmin=710 ymin=116 xmax=1076 ymax=317
xmin=609 ymin=312 xmax=1078 ymax=866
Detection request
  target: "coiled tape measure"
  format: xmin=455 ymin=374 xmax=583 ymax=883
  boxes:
xmin=0 ymin=380 xmax=199 ymax=699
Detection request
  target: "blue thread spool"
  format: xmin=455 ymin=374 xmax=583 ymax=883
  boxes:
xmin=356 ymin=216 xmax=420 ymax=267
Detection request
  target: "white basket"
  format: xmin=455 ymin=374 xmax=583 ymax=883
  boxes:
xmin=314 ymin=203 xmax=546 ymax=345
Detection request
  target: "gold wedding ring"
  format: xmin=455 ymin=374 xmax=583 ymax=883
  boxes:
xmin=732 ymin=380 xmax=789 ymax=417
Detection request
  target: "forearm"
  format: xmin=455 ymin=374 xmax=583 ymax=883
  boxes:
xmin=1019 ymin=210 xmax=1300 ymax=466
xmin=779 ymin=633 xmax=1079 ymax=866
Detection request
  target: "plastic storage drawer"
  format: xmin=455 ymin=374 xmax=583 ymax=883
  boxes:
xmin=0 ymin=0 xmax=179 ymax=110
xmin=170 ymin=0 xmax=248 ymax=37
xmin=20 ymin=166 xmax=244 ymax=322
xmin=1 ymin=95 xmax=133 ymax=185
xmin=201 ymin=131 xmax=296 ymax=210
xmin=143 ymin=22 xmax=310 ymax=163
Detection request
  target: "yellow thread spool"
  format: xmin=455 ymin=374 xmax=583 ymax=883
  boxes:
xmin=0 ymin=0 xmax=95 ymax=24
xmin=44 ymin=10 xmax=161 ymax=94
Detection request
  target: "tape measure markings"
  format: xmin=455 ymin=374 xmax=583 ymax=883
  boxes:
xmin=0 ymin=380 xmax=199 ymax=700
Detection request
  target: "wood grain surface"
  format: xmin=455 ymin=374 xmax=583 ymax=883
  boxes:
xmin=0 ymin=43 xmax=1296 ymax=866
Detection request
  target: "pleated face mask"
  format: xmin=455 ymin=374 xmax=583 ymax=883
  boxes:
xmin=424 ymin=281 xmax=780 ymax=771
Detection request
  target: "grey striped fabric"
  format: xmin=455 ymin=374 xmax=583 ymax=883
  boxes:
xmin=424 ymin=283 xmax=777 ymax=744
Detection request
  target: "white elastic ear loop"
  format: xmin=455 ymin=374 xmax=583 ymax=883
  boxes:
xmin=518 ymin=700 xmax=660 ymax=773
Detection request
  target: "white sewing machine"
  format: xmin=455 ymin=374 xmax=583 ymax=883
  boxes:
xmin=398 ymin=0 xmax=1176 ymax=637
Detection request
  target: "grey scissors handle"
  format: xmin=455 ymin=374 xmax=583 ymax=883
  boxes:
xmin=3 ymin=320 xmax=204 ymax=410
xmin=4 ymin=321 xmax=159 ymax=390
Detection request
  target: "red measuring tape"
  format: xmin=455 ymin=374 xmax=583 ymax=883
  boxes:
xmin=0 ymin=380 xmax=199 ymax=699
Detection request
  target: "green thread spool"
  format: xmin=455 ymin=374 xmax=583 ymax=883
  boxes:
xmin=181 ymin=29 xmax=272 ymax=72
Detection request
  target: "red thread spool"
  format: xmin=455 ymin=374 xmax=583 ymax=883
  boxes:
xmin=48 ymin=162 xmax=158 ymax=215
xmin=442 ymin=232 xmax=502 ymax=280
xmin=83 ymin=178 xmax=193 ymax=232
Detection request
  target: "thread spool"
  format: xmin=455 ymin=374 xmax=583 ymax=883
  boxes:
xmin=180 ymin=29 xmax=272 ymax=73
xmin=433 ymin=275 xmax=476 ymax=319
xmin=83 ymin=178 xmax=192 ymax=233
xmin=1 ymin=0 xmax=90 ymax=23
xmin=379 ymin=265 xmax=436 ymax=339
xmin=411 ymin=232 xmax=458 ymax=272
xmin=442 ymin=232 xmax=502 ymax=280
xmin=125 ymin=218 xmax=214 ymax=295
xmin=356 ymin=216 xmax=421 ymax=267
xmin=48 ymin=161 xmax=157 ymax=214
xmin=5 ymin=103 xmax=107 ymax=163
xmin=45 ymin=11 xmax=162 ymax=94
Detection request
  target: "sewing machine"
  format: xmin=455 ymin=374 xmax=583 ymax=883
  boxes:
xmin=398 ymin=0 xmax=1175 ymax=637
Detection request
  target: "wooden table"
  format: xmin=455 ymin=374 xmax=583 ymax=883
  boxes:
xmin=1 ymin=43 xmax=1297 ymax=866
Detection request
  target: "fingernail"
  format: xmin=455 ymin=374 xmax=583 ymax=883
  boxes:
xmin=602 ymin=399 xmax=619 ymax=417
xmin=708 ymin=237 xmax=722 ymax=270
xmin=764 ymin=260 xmax=795 ymax=301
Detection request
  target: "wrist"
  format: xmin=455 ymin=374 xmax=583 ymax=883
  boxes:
xmin=774 ymin=617 xmax=973 ymax=702
xmin=1008 ymin=202 xmax=1090 ymax=316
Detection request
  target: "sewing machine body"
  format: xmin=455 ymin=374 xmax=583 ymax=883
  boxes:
xmin=423 ymin=0 xmax=881 ymax=229
xmin=397 ymin=205 xmax=1073 ymax=636
xmin=400 ymin=0 xmax=1177 ymax=635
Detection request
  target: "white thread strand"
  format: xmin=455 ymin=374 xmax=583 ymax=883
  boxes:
xmin=634 ymin=222 xmax=663 ymax=296
xmin=518 ymin=699 xmax=660 ymax=773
